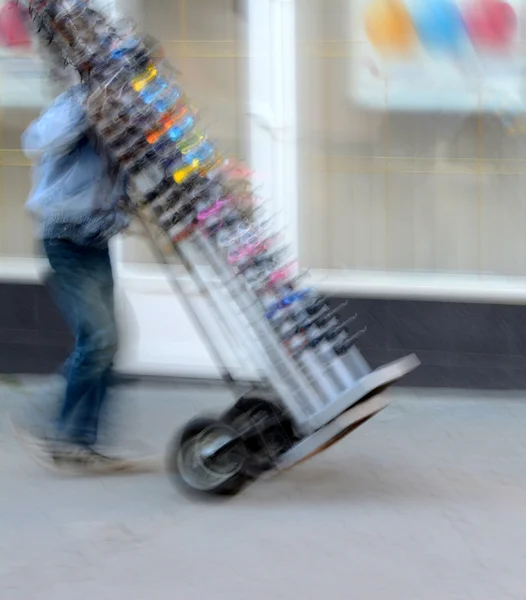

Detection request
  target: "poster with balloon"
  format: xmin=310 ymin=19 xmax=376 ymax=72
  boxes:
xmin=352 ymin=0 xmax=526 ymax=112
xmin=0 ymin=0 xmax=47 ymax=107
xmin=0 ymin=0 xmax=117 ymax=107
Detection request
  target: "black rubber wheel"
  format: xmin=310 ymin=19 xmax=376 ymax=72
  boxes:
xmin=166 ymin=416 xmax=249 ymax=497
xmin=221 ymin=396 xmax=297 ymax=476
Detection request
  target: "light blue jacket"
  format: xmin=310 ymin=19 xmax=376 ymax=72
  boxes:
xmin=23 ymin=85 xmax=129 ymax=247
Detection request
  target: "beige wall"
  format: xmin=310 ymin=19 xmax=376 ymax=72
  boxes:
xmin=0 ymin=0 xmax=246 ymax=263
xmin=0 ymin=110 xmax=38 ymax=258
xmin=297 ymin=0 xmax=526 ymax=276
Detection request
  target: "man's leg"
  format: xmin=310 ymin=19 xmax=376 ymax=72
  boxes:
xmin=76 ymin=270 xmax=118 ymax=446
xmin=44 ymin=239 xmax=118 ymax=450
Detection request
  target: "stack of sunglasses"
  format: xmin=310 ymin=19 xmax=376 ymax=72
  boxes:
xmin=25 ymin=0 xmax=367 ymax=402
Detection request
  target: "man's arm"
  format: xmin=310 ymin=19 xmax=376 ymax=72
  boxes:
xmin=22 ymin=85 xmax=89 ymax=161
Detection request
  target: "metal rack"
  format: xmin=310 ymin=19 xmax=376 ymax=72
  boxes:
xmin=25 ymin=0 xmax=419 ymax=496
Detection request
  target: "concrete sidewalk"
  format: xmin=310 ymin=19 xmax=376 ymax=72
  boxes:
xmin=1 ymin=380 xmax=526 ymax=599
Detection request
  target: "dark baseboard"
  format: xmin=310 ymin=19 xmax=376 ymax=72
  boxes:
xmin=2 ymin=282 xmax=526 ymax=389
xmin=0 ymin=281 xmax=73 ymax=374
xmin=327 ymin=296 xmax=526 ymax=390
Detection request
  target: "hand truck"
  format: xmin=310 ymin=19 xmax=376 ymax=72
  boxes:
xmin=24 ymin=0 xmax=419 ymax=497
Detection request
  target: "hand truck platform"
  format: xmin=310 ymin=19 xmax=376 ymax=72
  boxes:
xmin=276 ymin=354 xmax=418 ymax=470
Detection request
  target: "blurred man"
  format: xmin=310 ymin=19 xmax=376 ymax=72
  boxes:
xmin=18 ymin=81 xmax=131 ymax=473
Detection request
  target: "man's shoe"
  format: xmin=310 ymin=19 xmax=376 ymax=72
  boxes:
xmin=51 ymin=444 xmax=135 ymax=474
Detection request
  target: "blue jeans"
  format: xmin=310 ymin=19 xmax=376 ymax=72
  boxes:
xmin=44 ymin=239 xmax=118 ymax=447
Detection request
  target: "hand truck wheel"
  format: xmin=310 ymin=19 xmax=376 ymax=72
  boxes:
xmin=221 ymin=396 xmax=297 ymax=476
xmin=166 ymin=416 xmax=249 ymax=497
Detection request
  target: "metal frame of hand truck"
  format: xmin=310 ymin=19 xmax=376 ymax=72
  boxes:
xmin=136 ymin=206 xmax=419 ymax=472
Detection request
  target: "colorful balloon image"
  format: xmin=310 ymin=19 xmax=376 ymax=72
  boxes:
xmin=365 ymin=0 xmax=416 ymax=54
xmin=411 ymin=0 xmax=466 ymax=53
xmin=462 ymin=0 xmax=516 ymax=50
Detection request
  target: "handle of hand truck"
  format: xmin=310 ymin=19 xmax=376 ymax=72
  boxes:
xmin=279 ymin=321 xmax=324 ymax=348
xmin=237 ymin=246 xmax=285 ymax=274
xmin=144 ymin=180 xmax=174 ymax=205
xmin=316 ymin=315 xmax=358 ymax=343
xmin=124 ymin=147 xmax=156 ymax=174
xmin=266 ymin=262 xmax=297 ymax=287
xmin=312 ymin=303 xmax=351 ymax=328
xmin=294 ymin=306 xmax=332 ymax=332
xmin=265 ymin=287 xmax=312 ymax=319
xmin=197 ymin=198 xmax=228 ymax=222
xmin=160 ymin=203 xmax=195 ymax=228
xmin=304 ymin=297 xmax=326 ymax=316
xmin=227 ymin=237 xmax=272 ymax=266
xmin=324 ymin=323 xmax=349 ymax=342
xmin=333 ymin=327 xmax=367 ymax=355
xmin=171 ymin=221 xmax=197 ymax=243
